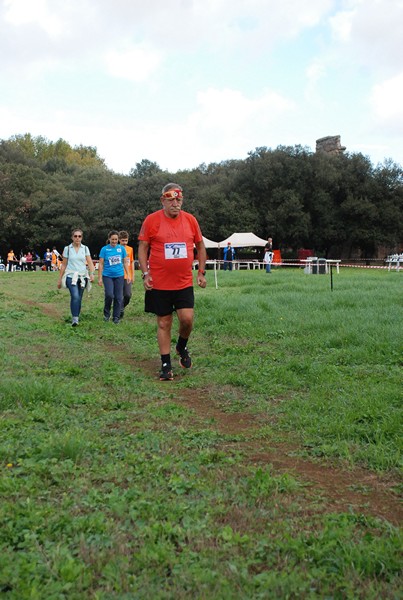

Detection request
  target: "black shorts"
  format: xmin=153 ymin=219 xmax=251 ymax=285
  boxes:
xmin=145 ymin=287 xmax=194 ymax=316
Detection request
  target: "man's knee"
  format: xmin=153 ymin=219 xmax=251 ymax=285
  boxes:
xmin=177 ymin=310 xmax=194 ymax=333
xmin=157 ymin=315 xmax=173 ymax=332
xmin=180 ymin=316 xmax=193 ymax=329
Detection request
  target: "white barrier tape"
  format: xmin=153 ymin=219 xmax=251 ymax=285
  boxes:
xmin=281 ymin=263 xmax=395 ymax=269
xmin=340 ymin=264 xmax=396 ymax=269
xmin=205 ymin=261 xmax=399 ymax=270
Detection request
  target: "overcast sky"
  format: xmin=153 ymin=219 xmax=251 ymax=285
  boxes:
xmin=0 ymin=0 xmax=402 ymax=174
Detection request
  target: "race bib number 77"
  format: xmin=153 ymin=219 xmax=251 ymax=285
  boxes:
xmin=164 ymin=243 xmax=187 ymax=259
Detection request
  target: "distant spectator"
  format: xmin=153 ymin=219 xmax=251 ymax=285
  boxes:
xmin=263 ymin=249 xmax=274 ymax=274
xmin=44 ymin=248 xmax=52 ymax=271
xmin=51 ymin=247 xmax=61 ymax=271
xmin=6 ymin=249 xmax=18 ymax=272
xmin=31 ymin=251 xmax=40 ymax=271
xmin=264 ymin=237 xmax=273 ymax=273
xmin=25 ymin=252 xmax=33 ymax=271
xmin=223 ymin=242 xmax=235 ymax=271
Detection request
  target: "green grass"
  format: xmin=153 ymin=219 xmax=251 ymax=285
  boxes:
xmin=0 ymin=268 xmax=401 ymax=598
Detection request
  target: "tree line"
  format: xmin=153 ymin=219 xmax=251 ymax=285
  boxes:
xmin=0 ymin=133 xmax=402 ymax=260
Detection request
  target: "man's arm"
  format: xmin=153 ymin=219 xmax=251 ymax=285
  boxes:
xmin=138 ymin=240 xmax=150 ymax=274
xmin=138 ymin=240 xmax=153 ymax=290
xmin=195 ymin=240 xmax=207 ymax=288
xmin=195 ymin=240 xmax=207 ymax=270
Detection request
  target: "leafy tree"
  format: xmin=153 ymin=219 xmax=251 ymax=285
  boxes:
xmin=129 ymin=159 xmax=164 ymax=179
xmin=267 ymin=189 xmax=311 ymax=249
xmin=372 ymin=159 xmax=403 ymax=249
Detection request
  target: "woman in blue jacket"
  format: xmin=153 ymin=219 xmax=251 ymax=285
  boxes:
xmin=98 ymin=230 xmax=131 ymax=324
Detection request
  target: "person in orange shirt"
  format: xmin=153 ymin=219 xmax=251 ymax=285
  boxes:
xmin=51 ymin=246 xmax=61 ymax=271
xmin=138 ymin=183 xmax=207 ymax=381
xmin=7 ymin=249 xmax=18 ymax=272
xmin=118 ymin=230 xmax=135 ymax=319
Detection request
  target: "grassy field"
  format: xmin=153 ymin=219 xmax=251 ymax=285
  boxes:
xmin=0 ymin=267 xmax=402 ymax=599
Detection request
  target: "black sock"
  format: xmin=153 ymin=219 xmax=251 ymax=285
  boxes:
xmin=176 ymin=336 xmax=188 ymax=352
xmin=161 ymin=354 xmax=171 ymax=367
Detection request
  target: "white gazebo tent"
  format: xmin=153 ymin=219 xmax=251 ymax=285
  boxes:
xmin=202 ymin=236 xmax=220 ymax=248
xmin=217 ymin=232 xmax=267 ymax=247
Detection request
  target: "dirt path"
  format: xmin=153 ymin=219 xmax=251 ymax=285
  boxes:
xmin=137 ymin=356 xmax=402 ymax=526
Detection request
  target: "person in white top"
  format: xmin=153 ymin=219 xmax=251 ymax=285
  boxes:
xmin=57 ymin=228 xmax=96 ymax=327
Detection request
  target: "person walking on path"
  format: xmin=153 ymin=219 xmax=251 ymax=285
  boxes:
xmin=138 ymin=182 xmax=207 ymax=381
xmin=118 ymin=230 xmax=135 ymax=319
xmin=98 ymin=230 xmax=131 ymax=324
xmin=57 ymin=229 xmax=95 ymax=327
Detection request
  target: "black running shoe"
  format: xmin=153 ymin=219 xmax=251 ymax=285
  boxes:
xmin=176 ymin=345 xmax=192 ymax=369
xmin=159 ymin=363 xmax=173 ymax=381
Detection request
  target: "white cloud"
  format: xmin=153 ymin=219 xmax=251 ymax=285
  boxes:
xmin=189 ymin=87 xmax=294 ymax=131
xmin=305 ymin=60 xmax=327 ymax=106
xmin=329 ymin=0 xmax=403 ymax=73
xmin=329 ymin=9 xmax=355 ymax=42
xmin=104 ymin=43 xmax=162 ymax=82
xmin=4 ymin=0 xmax=63 ymax=37
xmin=371 ymin=72 xmax=403 ymax=133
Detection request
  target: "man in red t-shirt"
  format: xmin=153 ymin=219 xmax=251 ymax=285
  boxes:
xmin=138 ymin=183 xmax=207 ymax=381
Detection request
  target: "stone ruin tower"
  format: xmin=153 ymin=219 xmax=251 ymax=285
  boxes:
xmin=316 ymin=135 xmax=346 ymax=155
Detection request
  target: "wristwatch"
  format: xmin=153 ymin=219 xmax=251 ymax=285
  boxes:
xmin=198 ymin=269 xmax=206 ymax=276
xmin=141 ymin=271 xmax=149 ymax=279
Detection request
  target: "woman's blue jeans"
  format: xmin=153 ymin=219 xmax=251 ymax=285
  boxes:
xmin=66 ymin=276 xmax=86 ymax=318
xmin=103 ymin=276 xmax=124 ymax=321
